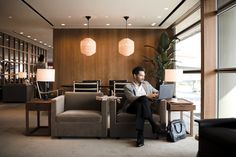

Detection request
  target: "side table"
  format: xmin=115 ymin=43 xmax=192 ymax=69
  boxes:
xmin=166 ymin=98 xmax=196 ymax=136
xmin=25 ymin=99 xmax=53 ymax=136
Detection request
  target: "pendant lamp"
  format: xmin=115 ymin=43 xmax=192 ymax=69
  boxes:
xmin=80 ymin=16 xmax=96 ymax=56
xmin=118 ymin=16 xmax=134 ymax=56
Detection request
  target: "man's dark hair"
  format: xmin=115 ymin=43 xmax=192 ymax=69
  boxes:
xmin=132 ymin=66 xmax=145 ymax=75
xmin=38 ymin=54 xmax=44 ymax=62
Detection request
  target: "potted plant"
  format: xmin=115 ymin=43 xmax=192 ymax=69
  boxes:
xmin=143 ymin=31 xmax=179 ymax=89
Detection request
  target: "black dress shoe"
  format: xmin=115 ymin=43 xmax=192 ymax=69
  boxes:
xmin=136 ymin=142 xmax=144 ymax=147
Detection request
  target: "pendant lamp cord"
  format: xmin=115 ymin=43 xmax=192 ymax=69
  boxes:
xmin=86 ymin=16 xmax=91 ymax=37
xmin=124 ymin=16 xmax=129 ymax=38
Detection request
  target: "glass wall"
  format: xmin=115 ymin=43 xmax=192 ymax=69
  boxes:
xmin=174 ymin=8 xmax=201 ymax=118
xmin=217 ymin=4 xmax=236 ymax=118
xmin=0 ymin=32 xmax=47 ymax=85
xmin=175 ymin=32 xmax=201 ymax=117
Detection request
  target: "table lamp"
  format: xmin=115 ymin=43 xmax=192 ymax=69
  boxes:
xmin=18 ymin=72 xmax=27 ymax=83
xmin=36 ymin=69 xmax=55 ymax=99
xmin=164 ymin=69 xmax=183 ymax=101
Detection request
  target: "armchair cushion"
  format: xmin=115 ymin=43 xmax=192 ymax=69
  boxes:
xmin=57 ymin=110 xmax=102 ymax=123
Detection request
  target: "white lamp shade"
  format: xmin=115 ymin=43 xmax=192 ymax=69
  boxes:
xmin=80 ymin=37 xmax=96 ymax=56
xmin=36 ymin=69 xmax=55 ymax=82
xmin=165 ymin=69 xmax=183 ymax=82
xmin=119 ymin=38 xmax=134 ymax=56
xmin=18 ymin=72 xmax=27 ymax=78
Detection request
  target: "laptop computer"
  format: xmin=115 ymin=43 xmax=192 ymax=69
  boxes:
xmin=158 ymin=84 xmax=175 ymax=100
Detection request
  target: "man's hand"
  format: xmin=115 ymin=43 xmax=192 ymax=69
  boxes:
xmin=146 ymin=92 xmax=159 ymax=100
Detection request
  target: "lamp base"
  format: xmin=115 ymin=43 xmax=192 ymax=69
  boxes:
xmin=170 ymin=98 xmax=178 ymax=102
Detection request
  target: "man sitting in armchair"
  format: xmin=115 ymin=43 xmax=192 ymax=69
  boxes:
xmin=122 ymin=66 xmax=163 ymax=147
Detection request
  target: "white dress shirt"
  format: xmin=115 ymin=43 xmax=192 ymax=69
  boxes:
xmin=133 ymin=82 xmax=146 ymax=96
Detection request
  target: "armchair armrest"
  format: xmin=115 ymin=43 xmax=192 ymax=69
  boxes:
xmin=109 ymin=99 xmax=117 ymax=125
xmin=158 ymin=100 xmax=167 ymax=126
xmin=97 ymin=98 xmax=108 ymax=137
xmin=51 ymin=95 xmax=65 ymax=116
xmin=195 ymin=118 xmax=236 ymax=129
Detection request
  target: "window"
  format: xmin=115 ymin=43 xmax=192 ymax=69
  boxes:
xmin=217 ymin=4 xmax=236 ymax=118
xmin=174 ymin=8 xmax=201 ymax=118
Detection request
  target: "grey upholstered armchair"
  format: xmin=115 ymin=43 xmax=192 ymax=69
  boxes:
xmin=51 ymin=92 xmax=108 ymax=138
xmin=109 ymin=94 xmax=167 ymax=138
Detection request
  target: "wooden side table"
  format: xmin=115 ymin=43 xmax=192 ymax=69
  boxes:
xmin=25 ymin=99 xmax=52 ymax=136
xmin=166 ymin=98 xmax=196 ymax=136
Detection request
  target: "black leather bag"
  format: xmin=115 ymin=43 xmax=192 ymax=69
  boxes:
xmin=167 ymin=119 xmax=187 ymax=142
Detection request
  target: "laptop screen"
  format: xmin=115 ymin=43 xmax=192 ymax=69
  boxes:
xmin=158 ymin=84 xmax=175 ymax=100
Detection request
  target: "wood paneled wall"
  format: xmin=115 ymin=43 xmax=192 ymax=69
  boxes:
xmin=53 ymin=29 xmax=164 ymax=88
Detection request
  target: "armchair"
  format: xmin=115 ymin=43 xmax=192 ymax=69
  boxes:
xmin=51 ymin=92 xmax=108 ymax=137
xmin=73 ymin=81 xmax=99 ymax=92
xmin=195 ymin=118 xmax=236 ymax=157
xmin=36 ymin=82 xmax=59 ymax=99
xmin=109 ymin=94 xmax=166 ymax=138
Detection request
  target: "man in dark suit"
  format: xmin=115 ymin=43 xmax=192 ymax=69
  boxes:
xmin=123 ymin=66 xmax=162 ymax=147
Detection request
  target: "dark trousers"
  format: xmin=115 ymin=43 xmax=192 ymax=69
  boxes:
xmin=126 ymin=96 xmax=155 ymax=131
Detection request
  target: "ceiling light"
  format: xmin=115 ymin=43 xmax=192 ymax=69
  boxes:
xmin=105 ymin=16 xmax=109 ymax=18
xmin=8 ymin=16 xmax=12 ymax=19
xmin=106 ymin=23 xmax=110 ymax=26
xmin=128 ymin=23 xmax=132 ymax=26
xmin=151 ymin=23 xmax=156 ymax=26
xmin=68 ymin=16 xmax=71 ymax=18
xmin=80 ymin=16 xmax=96 ymax=56
xmin=157 ymin=16 xmax=162 ymax=19
xmin=84 ymin=23 xmax=87 ymax=26
xmin=34 ymin=38 xmax=37 ymax=41
xmin=164 ymin=8 xmax=169 ymax=10
xmin=61 ymin=23 xmax=65 ymax=26
xmin=118 ymin=16 xmax=134 ymax=56
xmin=20 ymin=32 xmax=24 ymax=35
xmin=44 ymin=43 xmax=47 ymax=46
xmin=27 ymin=35 xmax=31 ymax=38
xmin=48 ymin=45 xmax=51 ymax=47
xmin=39 ymin=41 xmax=43 ymax=43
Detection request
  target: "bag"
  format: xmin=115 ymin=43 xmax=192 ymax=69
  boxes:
xmin=166 ymin=119 xmax=187 ymax=142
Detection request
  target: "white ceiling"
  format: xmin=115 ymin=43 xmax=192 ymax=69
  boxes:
xmin=0 ymin=0 xmax=199 ymax=52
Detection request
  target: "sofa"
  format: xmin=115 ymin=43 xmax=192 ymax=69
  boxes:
xmin=195 ymin=118 xmax=236 ymax=157
xmin=2 ymin=84 xmax=34 ymax=102
xmin=109 ymin=93 xmax=166 ymax=138
xmin=51 ymin=92 xmax=108 ymax=138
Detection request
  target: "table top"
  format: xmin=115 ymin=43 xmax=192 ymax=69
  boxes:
xmin=166 ymin=98 xmax=193 ymax=105
xmin=27 ymin=99 xmax=53 ymax=104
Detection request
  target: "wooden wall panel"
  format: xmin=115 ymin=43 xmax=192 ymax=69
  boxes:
xmin=201 ymin=0 xmax=217 ymax=118
xmin=53 ymin=29 xmax=164 ymax=88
